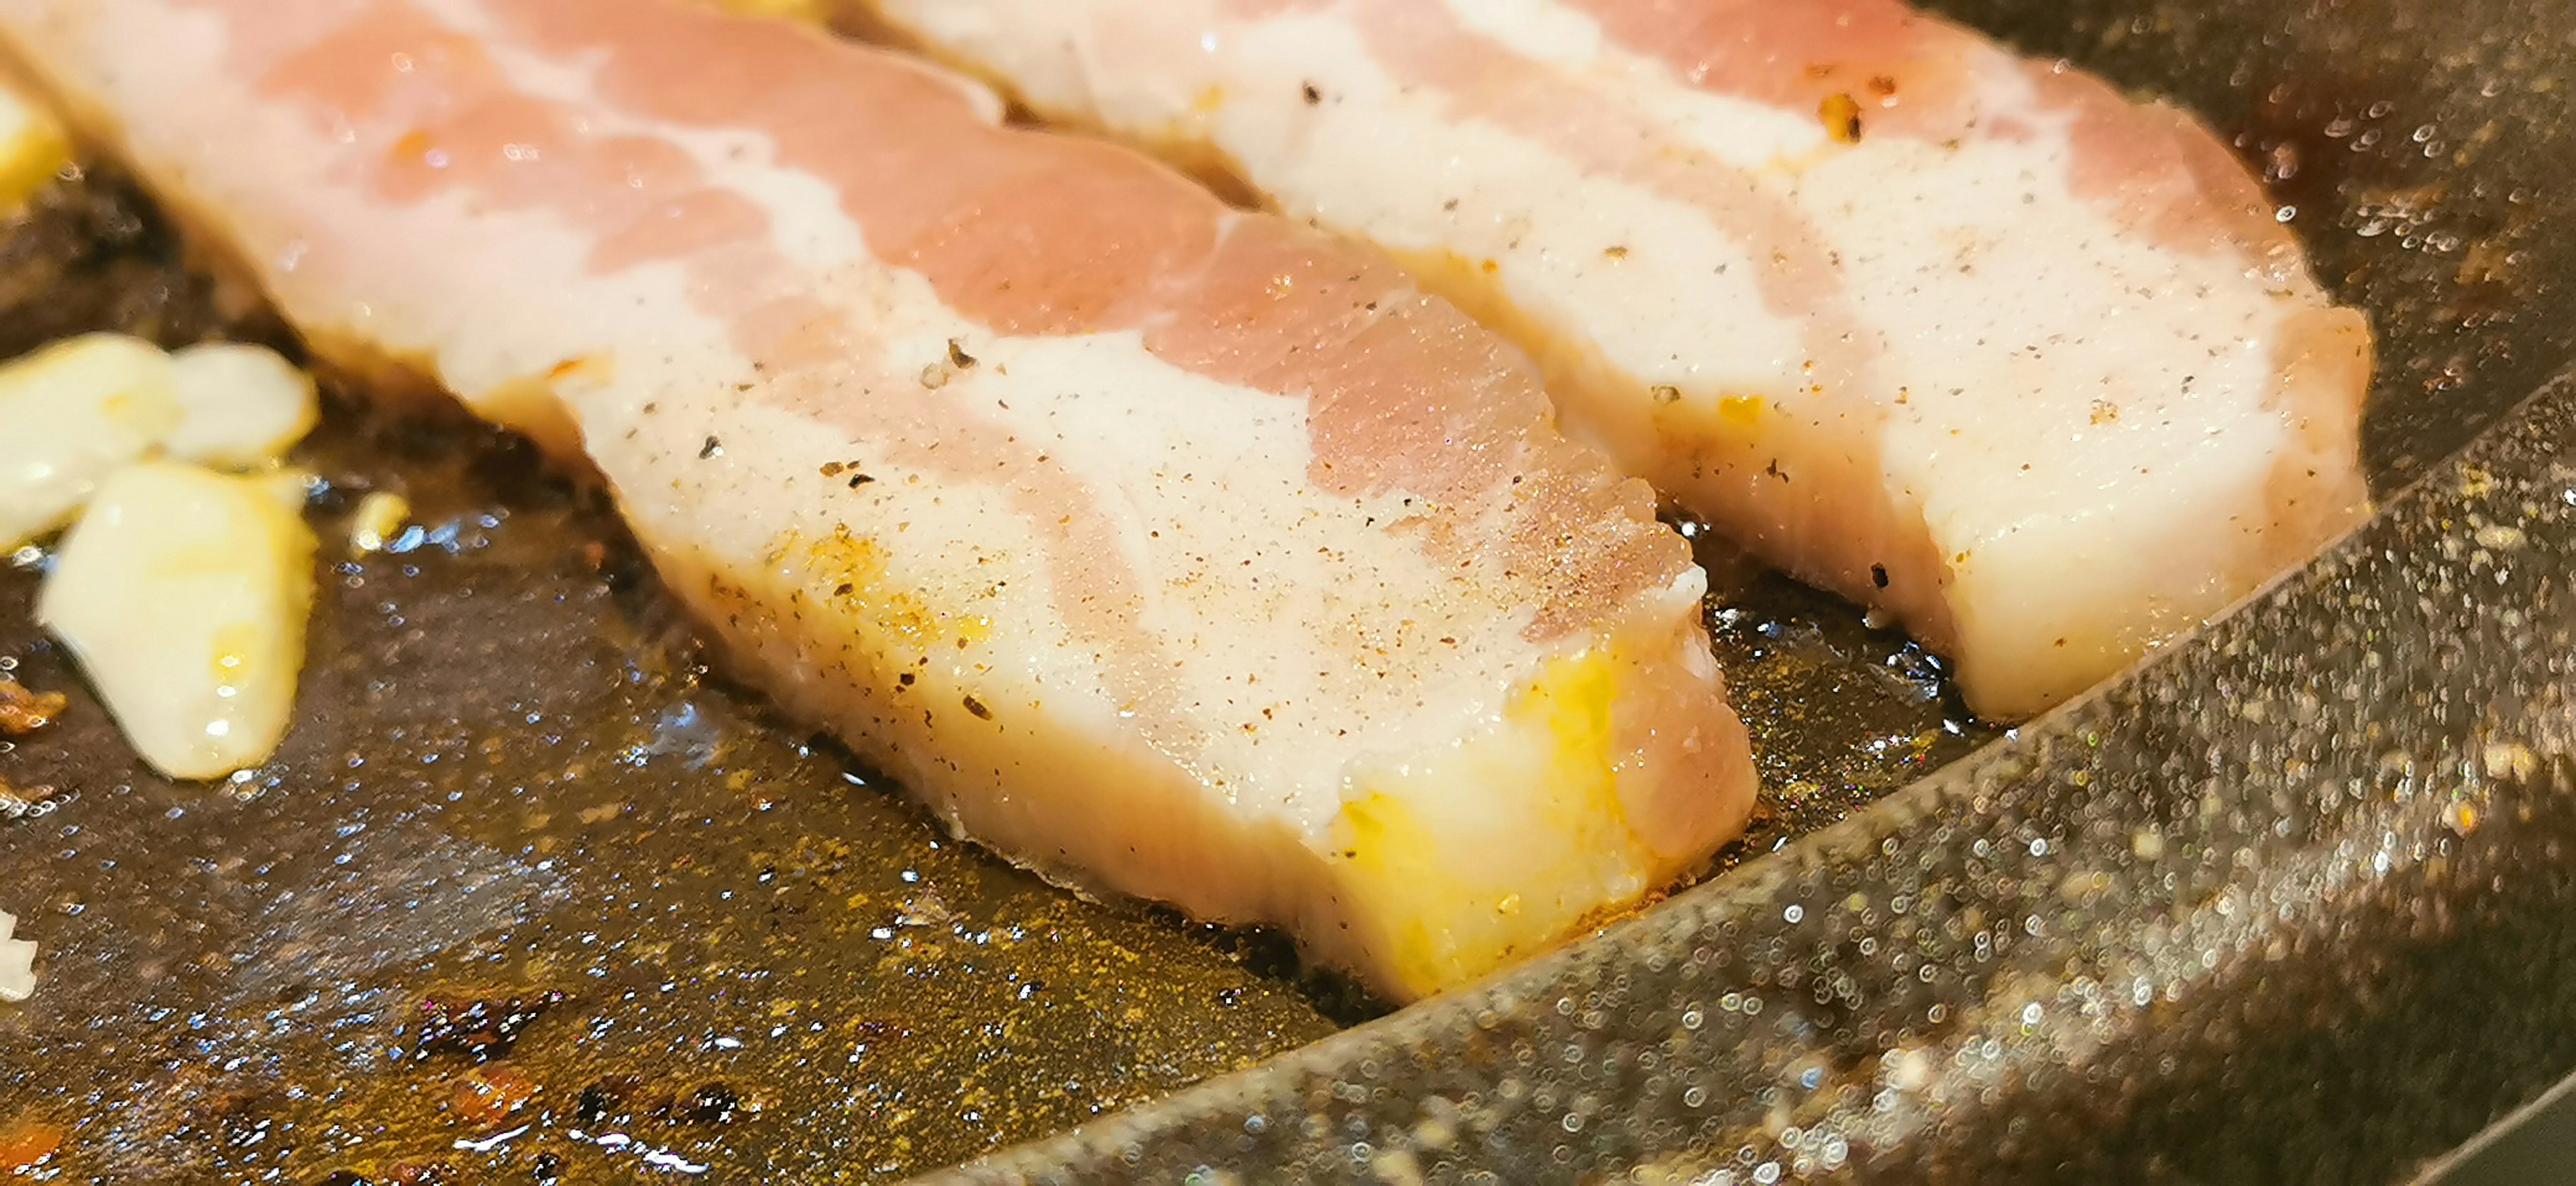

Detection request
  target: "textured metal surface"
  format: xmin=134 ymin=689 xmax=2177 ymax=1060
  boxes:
xmin=936 ymin=0 xmax=2576 ymax=1181
xmin=2420 ymin=1065 xmax=2576 ymax=1184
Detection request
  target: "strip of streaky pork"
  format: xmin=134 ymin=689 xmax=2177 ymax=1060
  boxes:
xmin=847 ymin=0 xmax=2376 ymax=720
xmin=0 ymin=0 xmax=1758 ymax=1002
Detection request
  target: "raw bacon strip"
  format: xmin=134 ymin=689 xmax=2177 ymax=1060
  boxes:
xmin=852 ymin=0 xmax=2375 ymax=719
xmin=0 ymin=0 xmax=1757 ymax=1000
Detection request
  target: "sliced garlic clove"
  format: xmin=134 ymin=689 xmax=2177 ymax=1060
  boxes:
xmin=166 ymin=342 xmax=320 ymax=468
xmin=0 ymin=333 xmax=181 ymax=549
xmin=348 ymin=490 xmax=411 ymax=555
xmin=38 ymin=460 xmax=317 ymax=780
xmin=260 ymin=468 xmax=317 ymax=513
xmin=0 ymin=910 xmax=30 ymax=1003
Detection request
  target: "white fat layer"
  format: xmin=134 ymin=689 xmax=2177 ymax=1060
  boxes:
xmin=1224 ymin=11 xmax=1813 ymax=394
xmin=430 ymin=0 xmax=885 ymax=280
xmin=1440 ymin=0 xmax=1601 ymax=64
xmin=871 ymin=0 xmax=2332 ymax=712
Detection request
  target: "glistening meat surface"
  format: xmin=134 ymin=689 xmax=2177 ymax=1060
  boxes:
xmin=855 ymin=0 xmax=2375 ymax=718
xmin=0 ymin=0 xmax=1758 ymax=1001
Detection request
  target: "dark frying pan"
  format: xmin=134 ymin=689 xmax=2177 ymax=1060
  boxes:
xmin=1 ymin=0 xmax=2571 ymax=1180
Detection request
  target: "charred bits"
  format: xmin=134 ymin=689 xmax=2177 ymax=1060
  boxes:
xmin=1821 ymin=93 xmax=1864 ymax=144
xmin=682 ymin=1082 xmax=741 ymax=1126
xmin=574 ymin=1077 xmax=631 ymax=1127
xmin=307 ymin=1168 xmax=446 ymax=1186
xmin=413 ymin=990 xmax=566 ymax=1063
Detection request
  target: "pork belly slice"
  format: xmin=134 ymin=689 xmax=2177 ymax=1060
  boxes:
xmin=851 ymin=0 xmax=2374 ymax=720
xmin=0 ymin=0 xmax=1759 ymax=1000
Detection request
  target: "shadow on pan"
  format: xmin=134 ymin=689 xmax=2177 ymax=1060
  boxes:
xmin=0 ymin=0 xmax=2567 ymax=1182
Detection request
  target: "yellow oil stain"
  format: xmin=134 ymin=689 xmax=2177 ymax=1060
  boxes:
xmin=1716 ymin=394 xmax=1766 ymax=427
xmin=1819 ymin=93 xmax=1864 ymax=144
xmin=801 ymin=525 xmax=989 ymax=651
xmin=547 ymin=354 xmax=613 ymax=384
xmin=209 ymin=622 xmax=256 ymax=690
xmin=390 ymin=128 xmax=436 ymax=164
xmin=714 ymin=0 xmax=828 ymax=22
xmin=1330 ymin=790 xmax=1447 ymax=991
xmin=1530 ymin=651 xmax=1619 ymax=809
xmin=0 ymin=97 xmax=66 ymax=213
xmin=1330 ymin=648 xmax=1640 ymax=996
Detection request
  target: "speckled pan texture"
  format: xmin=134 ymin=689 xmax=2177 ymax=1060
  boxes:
xmin=0 ymin=0 xmax=2572 ymax=1181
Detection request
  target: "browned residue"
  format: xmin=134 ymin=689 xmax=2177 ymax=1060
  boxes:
xmin=0 ymin=1120 xmax=62 ymax=1171
xmin=0 ymin=681 xmax=64 ymax=735
xmin=1572 ymin=885 xmax=1670 ymax=936
xmin=451 ymin=1061 xmax=540 ymax=1128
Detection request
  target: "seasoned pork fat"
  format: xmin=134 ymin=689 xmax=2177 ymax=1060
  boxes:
xmin=855 ymin=0 xmax=2375 ymax=718
xmin=0 ymin=0 xmax=1758 ymax=999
